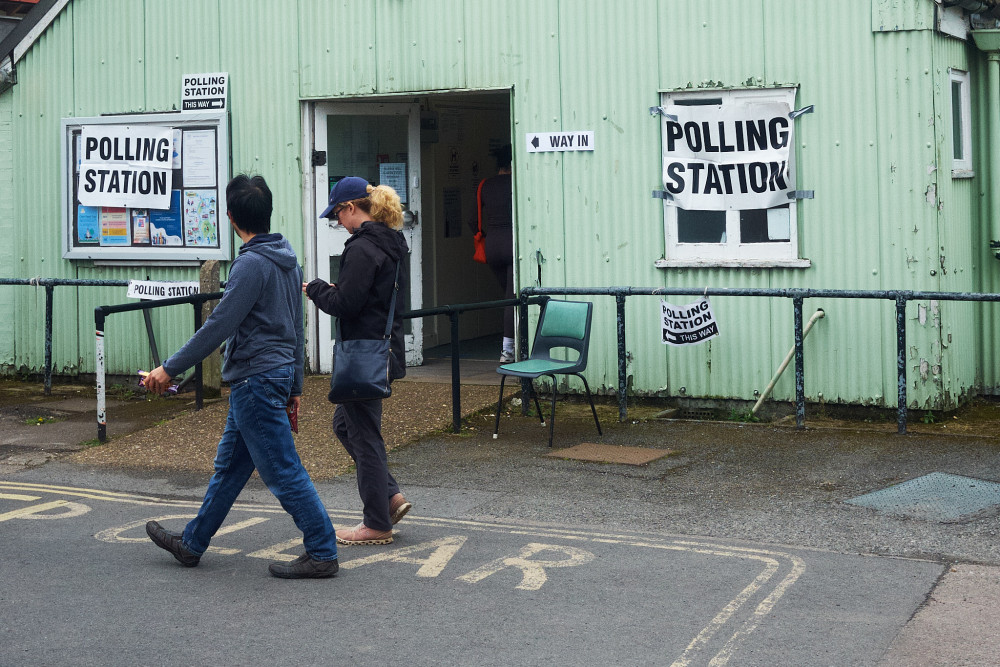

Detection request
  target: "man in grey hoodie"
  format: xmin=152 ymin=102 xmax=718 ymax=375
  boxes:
xmin=142 ymin=174 xmax=339 ymax=579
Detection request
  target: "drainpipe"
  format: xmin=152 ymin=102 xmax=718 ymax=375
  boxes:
xmin=750 ymin=309 xmax=825 ymax=417
xmin=989 ymin=52 xmax=1000 ymax=255
xmin=971 ymin=31 xmax=1000 ymax=256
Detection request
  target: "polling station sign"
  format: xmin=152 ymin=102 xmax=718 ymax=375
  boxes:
xmin=182 ymin=72 xmax=228 ymax=111
xmin=661 ymin=297 xmax=720 ymax=346
xmin=78 ymin=125 xmax=173 ymax=210
xmin=661 ymin=102 xmax=793 ymax=211
xmin=127 ymin=280 xmax=200 ymax=300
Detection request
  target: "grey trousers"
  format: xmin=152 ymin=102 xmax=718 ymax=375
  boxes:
xmin=332 ymin=399 xmax=401 ymax=532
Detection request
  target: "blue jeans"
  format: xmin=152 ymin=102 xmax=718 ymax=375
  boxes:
xmin=182 ymin=364 xmax=337 ymax=561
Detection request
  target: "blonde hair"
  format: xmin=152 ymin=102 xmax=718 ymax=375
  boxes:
xmin=351 ymin=184 xmax=404 ymax=230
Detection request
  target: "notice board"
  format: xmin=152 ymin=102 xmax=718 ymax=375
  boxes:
xmin=61 ymin=111 xmax=230 ymax=262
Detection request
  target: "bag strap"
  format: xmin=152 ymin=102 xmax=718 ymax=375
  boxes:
xmin=334 ymin=261 xmax=400 ymax=341
xmin=383 ymin=262 xmax=400 ymax=339
xmin=476 ymin=178 xmax=486 ymax=234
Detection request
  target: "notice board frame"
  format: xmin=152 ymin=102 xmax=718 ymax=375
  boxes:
xmin=61 ymin=111 xmax=231 ymax=262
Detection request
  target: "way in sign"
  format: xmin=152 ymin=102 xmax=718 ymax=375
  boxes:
xmin=526 ymin=130 xmax=595 ymax=153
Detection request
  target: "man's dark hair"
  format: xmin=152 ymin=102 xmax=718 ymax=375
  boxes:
xmin=226 ymin=174 xmax=272 ymax=234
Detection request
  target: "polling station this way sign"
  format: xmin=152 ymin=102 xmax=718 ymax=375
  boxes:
xmin=78 ymin=125 xmax=173 ymax=210
xmin=661 ymin=297 xmax=720 ymax=346
xmin=661 ymin=102 xmax=793 ymax=210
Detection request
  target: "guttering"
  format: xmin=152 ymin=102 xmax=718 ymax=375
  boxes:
xmin=943 ymin=0 xmax=992 ymax=11
xmin=971 ymin=30 xmax=1000 ymax=257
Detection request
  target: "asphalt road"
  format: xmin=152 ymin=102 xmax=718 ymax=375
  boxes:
xmin=10 ymin=402 xmax=1000 ymax=667
xmin=0 ymin=470 xmax=940 ymax=667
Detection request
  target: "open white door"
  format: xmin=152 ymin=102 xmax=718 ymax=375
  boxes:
xmin=312 ymin=102 xmax=423 ymax=372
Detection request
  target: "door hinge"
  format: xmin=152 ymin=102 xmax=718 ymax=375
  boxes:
xmin=311 ymin=150 xmax=327 ymax=167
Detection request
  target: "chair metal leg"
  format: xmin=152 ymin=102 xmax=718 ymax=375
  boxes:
xmin=493 ymin=374 xmax=507 ymax=439
xmin=531 ymin=383 xmax=545 ymax=426
xmin=547 ymin=374 xmax=557 ymax=447
xmin=577 ymin=373 xmax=602 ymax=436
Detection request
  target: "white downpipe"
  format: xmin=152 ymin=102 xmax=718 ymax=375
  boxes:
xmin=751 ymin=309 xmax=825 ymax=416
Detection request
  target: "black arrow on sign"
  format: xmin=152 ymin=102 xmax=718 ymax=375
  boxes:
xmin=530 ymin=135 xmax=540 ymax=149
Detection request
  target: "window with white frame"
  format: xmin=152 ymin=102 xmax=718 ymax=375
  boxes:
xmin=950 ymin=68 xmax=973 ymax=177
xmin=656 ymin=87 xmax=807 ymax=267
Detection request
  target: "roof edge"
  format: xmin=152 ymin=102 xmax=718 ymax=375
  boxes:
xmin=0 ymin=0 xmax=68 ymax=65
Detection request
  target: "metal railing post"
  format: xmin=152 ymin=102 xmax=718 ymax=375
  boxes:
xmin=896 ymin=294 xmax=908 ymax=434
xmin=450 ymin=310 xmax=461 ymax=433
xmin=193 ymin=301 xmax=203 ymax=411
xmin=95 ymin=307 xmax=107 ymax=443
xmin=793 ymin=296 xmax=805 ymax=429
xmin=616 ymin=292 xmax=628 ymax=422
xmin=518 ymin=295 xmax=531 ymax=416
xmin=44 ymin=284 xmax=54 ymax=395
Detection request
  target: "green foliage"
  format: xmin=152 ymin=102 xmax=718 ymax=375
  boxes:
xmin=729 ymin=409 xmax=760 ymax=423
xmin=108 ymin=383 xmax=138 ymax=400
xmin=23 ymin=416 xmax=59 ymax=426
xmin=921 ymin=410 xmax=936 ymax=425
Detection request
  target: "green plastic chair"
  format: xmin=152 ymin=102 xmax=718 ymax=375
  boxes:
xmin=493 ymin=299 xmax=602 ymax=447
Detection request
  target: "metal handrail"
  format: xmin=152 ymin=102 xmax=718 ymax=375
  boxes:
xmin=95 ymin=292 xmax=223 ymax=441
xmin=1 ymin=278 xmax=129 ymax=394
xmin=404 ymin=296 xmax=547 ymax=432
xmin=91 ymin=293 xmax=532 ymax=441
xmin=520 ymin=286 xmax=1000 ymax=434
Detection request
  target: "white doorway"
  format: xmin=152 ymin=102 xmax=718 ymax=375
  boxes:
xmin=305 ymin=92 xmax=513 ymax=372
xmin=311 ymin=102 xmax=423 ymax=372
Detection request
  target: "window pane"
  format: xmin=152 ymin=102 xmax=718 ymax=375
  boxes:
xmin=952 ymin=80 xmax=964 ymax=161
xmin=678 ymin=209 xmax=726 ymax=243
xmin=740 ymin=206 xmax=789 ymax=243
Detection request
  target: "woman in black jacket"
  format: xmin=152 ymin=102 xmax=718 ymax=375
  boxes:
xmin=304 ymin=177 xmax=412 ymax=545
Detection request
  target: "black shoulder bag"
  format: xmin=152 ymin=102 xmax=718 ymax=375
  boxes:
xmin=327 ymin=263 xmax=400 ymax=404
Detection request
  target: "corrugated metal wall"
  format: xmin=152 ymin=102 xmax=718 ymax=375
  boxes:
xmin=0 ymin=87 xmax=13 ymax=367
xmin=932 ymin=35 xmax=979 ymax=407
xmin=1 ymin=0 xmax=994 ymax=409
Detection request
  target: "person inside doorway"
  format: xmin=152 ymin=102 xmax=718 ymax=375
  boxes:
xmin=478 ymin=144 xmax=514 ymax=362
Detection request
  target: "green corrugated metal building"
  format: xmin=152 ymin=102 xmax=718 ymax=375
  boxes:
xmin=3 ymin=0 xmax=1000 ymax=412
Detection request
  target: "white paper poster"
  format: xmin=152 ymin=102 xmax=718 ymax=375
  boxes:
xmin=182 ymin=129 xmax=217 ymax=188
xmin=379 ymin=162 xmax=407 ymax=204
xmin=78 ymin=125 xmax=173 ymax=209
xmin=661 ymin=102 xmax=793 ymax=211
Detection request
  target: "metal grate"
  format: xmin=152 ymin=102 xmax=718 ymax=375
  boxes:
xmin=676 ymin=408 xmax=718 ymax=421
xmin=845 ymin=472 xmax=1000 ymax=522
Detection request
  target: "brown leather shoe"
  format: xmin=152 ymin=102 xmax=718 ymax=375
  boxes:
xmin=389 ymin=493 xmax=412 ymax=525
xmin=337 ymin=522 xmax=393 ymax=545
xmin=146 ymin=520 xmax=200 ymax=567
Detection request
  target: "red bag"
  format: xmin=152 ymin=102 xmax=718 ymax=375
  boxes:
xmin=473 ymin=178 xmax=487 ymax=264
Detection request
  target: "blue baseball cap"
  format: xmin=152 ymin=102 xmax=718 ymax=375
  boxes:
xmin=320 ymin=176 xmax=370 ymax=218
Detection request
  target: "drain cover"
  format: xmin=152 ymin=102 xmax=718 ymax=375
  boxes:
xmin=846 ymin=472 xmax=1000 ymax=522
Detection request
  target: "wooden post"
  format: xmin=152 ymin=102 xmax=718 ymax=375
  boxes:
xmin=199 ymin=260 xmax=222 ymax=398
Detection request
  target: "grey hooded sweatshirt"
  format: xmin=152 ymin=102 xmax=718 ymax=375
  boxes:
xmin=163 ymin=233 xmax=305 ymax=395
